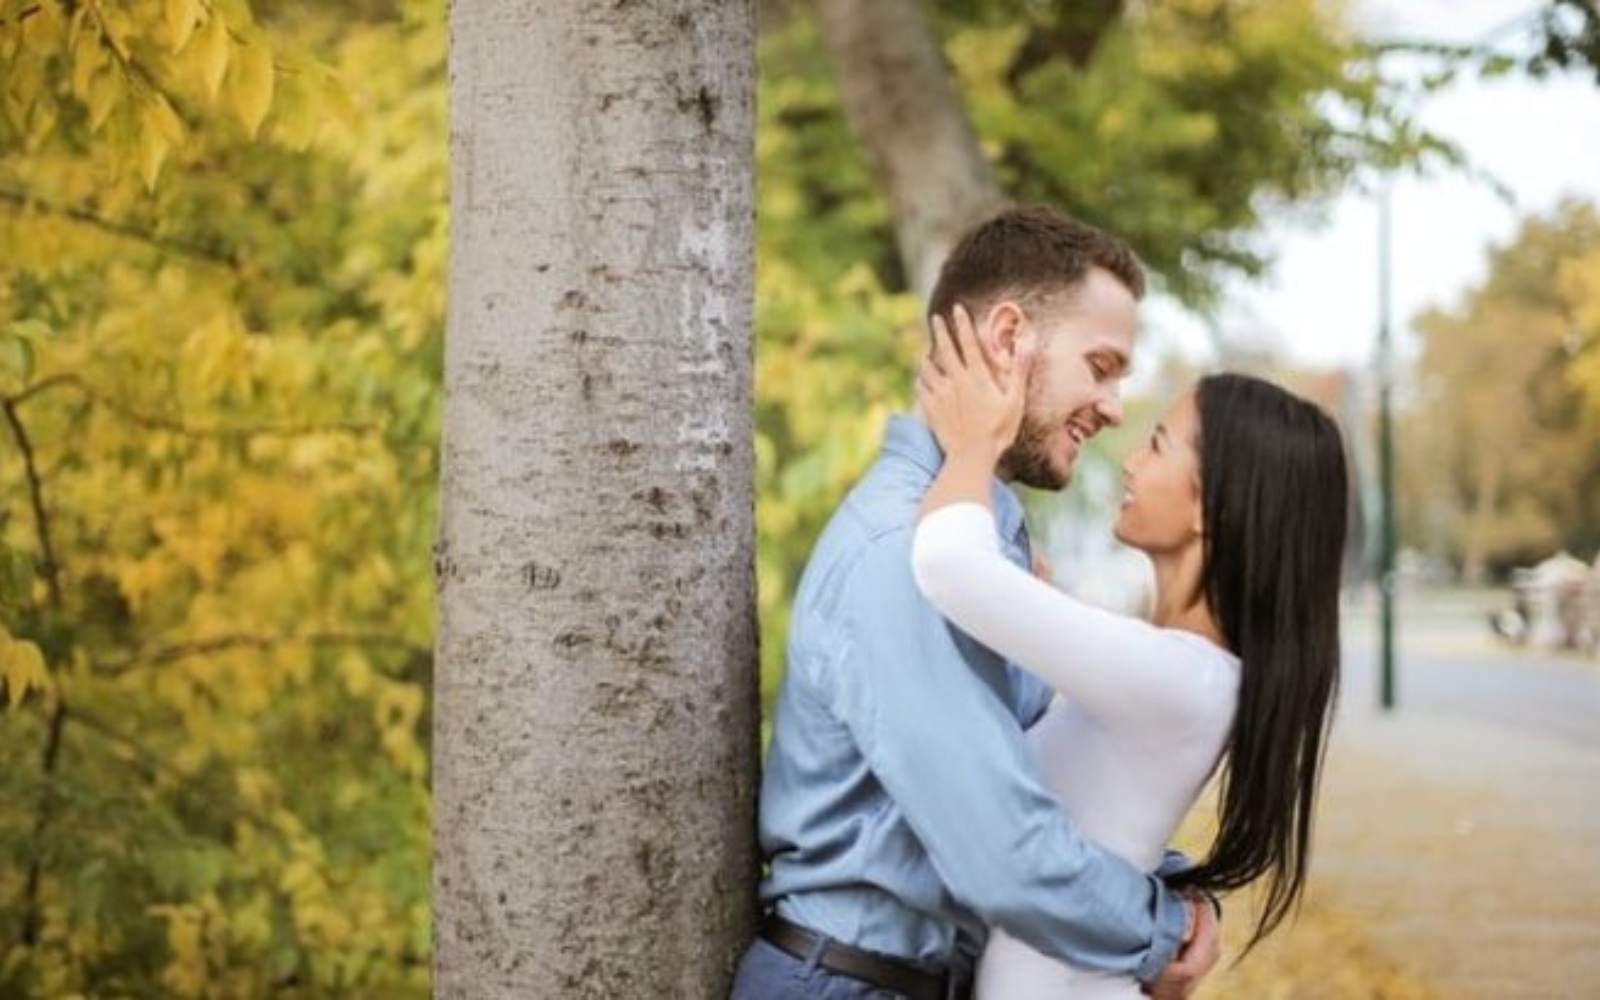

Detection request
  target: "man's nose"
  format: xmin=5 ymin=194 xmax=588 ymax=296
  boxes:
xmin=1097 ymin=389 xmax=1124 ymax=428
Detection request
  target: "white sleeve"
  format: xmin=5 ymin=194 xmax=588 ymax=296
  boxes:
xmin=911 ymin=502 xmax=1218 ymax=729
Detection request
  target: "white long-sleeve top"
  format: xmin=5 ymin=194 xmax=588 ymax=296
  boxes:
xmin=911 ymin=503 xmax=1240 ymax=1000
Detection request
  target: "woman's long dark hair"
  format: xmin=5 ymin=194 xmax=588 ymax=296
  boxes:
xmin=1168 ymin=373 xmax=1349 ymax=952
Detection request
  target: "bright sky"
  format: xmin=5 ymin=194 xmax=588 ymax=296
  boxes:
xmin=1151 ymin=0 xmax=1600 ymax=371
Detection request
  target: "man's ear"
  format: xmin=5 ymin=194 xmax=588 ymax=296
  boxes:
xmin=984 ymin=301 xmax=1032 ymax=368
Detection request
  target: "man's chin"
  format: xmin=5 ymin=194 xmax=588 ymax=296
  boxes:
xmin=1009 ymin=460 xmax=1073 ymax=493
xmin=1000 ymin=439 xmax=1074 ymax=492
xmin=1033 ymin=470 xmax=1073 ymax=492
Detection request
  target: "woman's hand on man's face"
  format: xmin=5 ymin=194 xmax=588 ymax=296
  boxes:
xmin=916 ymin=303 xmax=1034 ymax=465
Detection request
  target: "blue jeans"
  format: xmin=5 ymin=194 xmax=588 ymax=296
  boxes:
xmin=730 ymin=937 xmax=914 ymax=1000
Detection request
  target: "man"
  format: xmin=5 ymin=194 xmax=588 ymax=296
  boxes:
xmin=731 ymin=206 xmax=1220 ymax=1000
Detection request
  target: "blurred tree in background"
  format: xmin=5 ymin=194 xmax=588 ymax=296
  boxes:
xmin=1399 ymin=200 xmax=1600 ymax=581
xmin=1 ymin=0 xmax=1451 ymax=993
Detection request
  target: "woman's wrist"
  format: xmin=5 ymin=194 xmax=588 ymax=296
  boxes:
xmin=940 ymin=446 xmax=1000 ymax=477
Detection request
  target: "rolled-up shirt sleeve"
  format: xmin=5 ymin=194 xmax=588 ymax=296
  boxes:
xmin=825 ymin=520 xmax=1188 ymax=981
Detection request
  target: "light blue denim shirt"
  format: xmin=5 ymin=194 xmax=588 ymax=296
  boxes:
xmin=759 ymin=415 xmax=1188 ymax=983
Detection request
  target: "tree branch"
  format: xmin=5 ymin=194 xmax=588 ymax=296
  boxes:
xmin=19 ymin=699 xmax=65 ymax=948
xmin=0 ymin=5 xmax=42 ymax=28
xmin=5 ymin=373 xmax=382 ymax=439
xmin=4 ymin=384 xmax=66 ymax=951
xmin=1005 ymin=0 xmax=1124 ymax=88
xmin=1 ymin=398 xmax=63 ymax=608
xmin=0 ymin=188 xmax=241 ymax=269
xmin=82 ymin=0 xmax=200 ymax=136
xmin=66 ymin=705 xmax=284 ymax=832
xmin=97 ymin=631 xmax=432 ymax=678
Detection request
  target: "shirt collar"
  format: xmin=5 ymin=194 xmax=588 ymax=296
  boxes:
xmin=883 ymin=414 xmax=1027 ymax=543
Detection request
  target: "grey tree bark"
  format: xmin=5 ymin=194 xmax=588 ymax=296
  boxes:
xmin=435 ymin=2 xmax=758 ymax=997
xmin=810 ymin=0 xmax=1006 ymax=301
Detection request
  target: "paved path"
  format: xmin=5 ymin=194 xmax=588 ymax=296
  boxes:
xmin=1302 ymin=595 xmax=1600 ymax=998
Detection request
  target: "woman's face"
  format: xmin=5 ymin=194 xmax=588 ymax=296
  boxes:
xmin=1113 ymin=391 xmax=1203 ymax=556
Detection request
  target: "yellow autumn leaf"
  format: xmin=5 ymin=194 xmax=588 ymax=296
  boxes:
xmin=147 ymin=94 xmax=185 ymax=144
xmin=230 ymin=42 xmax=275 ymax=138
xmin=2 ymin=630 xmax=51 ymax=709
xmin=24 ymin=98 xmax=58 ymax=152
xmin=339 ymin=650 xmax=374 ymax=697
xmin=85 ymin=71 xmax=120 ymax=131
xmin=164 ymin=0 xmax=199 ymax=53
xmin=64 ymin=1 xmax=88 ymax=49
xmin=5 ymin=44 xmax=43 ymax=117
xmin=236 ymin=767 xmax=276 ymax=810
xmin=166 ymin=908 xmax=203 ymax=961
xmin=231 ymin=894 xmax=273 ymax=950
xmin=193 ymin=12 xmax=230 ymax=103
xmin=18 ymin=0 xmax=66 ymax=47
xmin=137 ymin=112 xmax=172 ymax=190
xmin=279 ymin=857 xmax=319 ymax=897
xmin=70 ymin=28 xmax=105 ymax=99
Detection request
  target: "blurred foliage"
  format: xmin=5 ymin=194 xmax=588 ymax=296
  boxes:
xmin=0 ymin=0 xmax=439 ymax=994
xmin=1531 ymin=0 xmax=1600 ymax=84
xmin=1 ymin=0 xmax=1462 ymax=993
xmin=1398 ymin=199 xmax=1600 ymax=581
xmin=1369 ymin=1 xmax=1600 ymax=99
xmin=939 ymin=0 xmax=1451 ymax=306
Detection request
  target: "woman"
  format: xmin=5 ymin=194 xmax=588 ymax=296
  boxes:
xmin=910 ymin=309 xmax=1348 ymax=999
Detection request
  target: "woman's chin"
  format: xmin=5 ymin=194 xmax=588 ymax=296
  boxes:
xmin=1111 ymin=519 xmax=1134 ymax=548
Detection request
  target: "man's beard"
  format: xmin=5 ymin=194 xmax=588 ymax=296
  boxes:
xmin=999 ymin=375 xmax=1073 ymax=491
xmin=1000 ymin=412 xmax=1070 ymax=491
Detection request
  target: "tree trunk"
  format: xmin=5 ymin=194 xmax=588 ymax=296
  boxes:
xmin=1460 ymin=460 xmax=1503 ymax=585
xmin=811 ymin=0 xmax=1005 ymax=301
xmin=435 ymin=3 xmax=758 ymax=997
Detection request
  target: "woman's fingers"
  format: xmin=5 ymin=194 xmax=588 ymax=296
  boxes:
xmin=950 ymin=305 xmax=984 ymax=377
xmin=929 ymin=313 xmax=958 ymax=372
xmin=929 ymin=304 xmax=1027 ymax=402
xmin=1031 ymin=551 xmax=1053 ymax=582
xmin=958 ymin=303 xmax=1010 ymax=384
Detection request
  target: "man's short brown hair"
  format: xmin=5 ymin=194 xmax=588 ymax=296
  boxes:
xmin=926 ymin=205 xmax=1145 ymax=325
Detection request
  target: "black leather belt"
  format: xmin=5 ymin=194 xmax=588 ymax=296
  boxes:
xmin=760 ymin=913 xmax=956 ymax=1000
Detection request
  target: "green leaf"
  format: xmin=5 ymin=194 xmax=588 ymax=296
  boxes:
xmin=0 ymin=332 xmax=34 ymax=385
